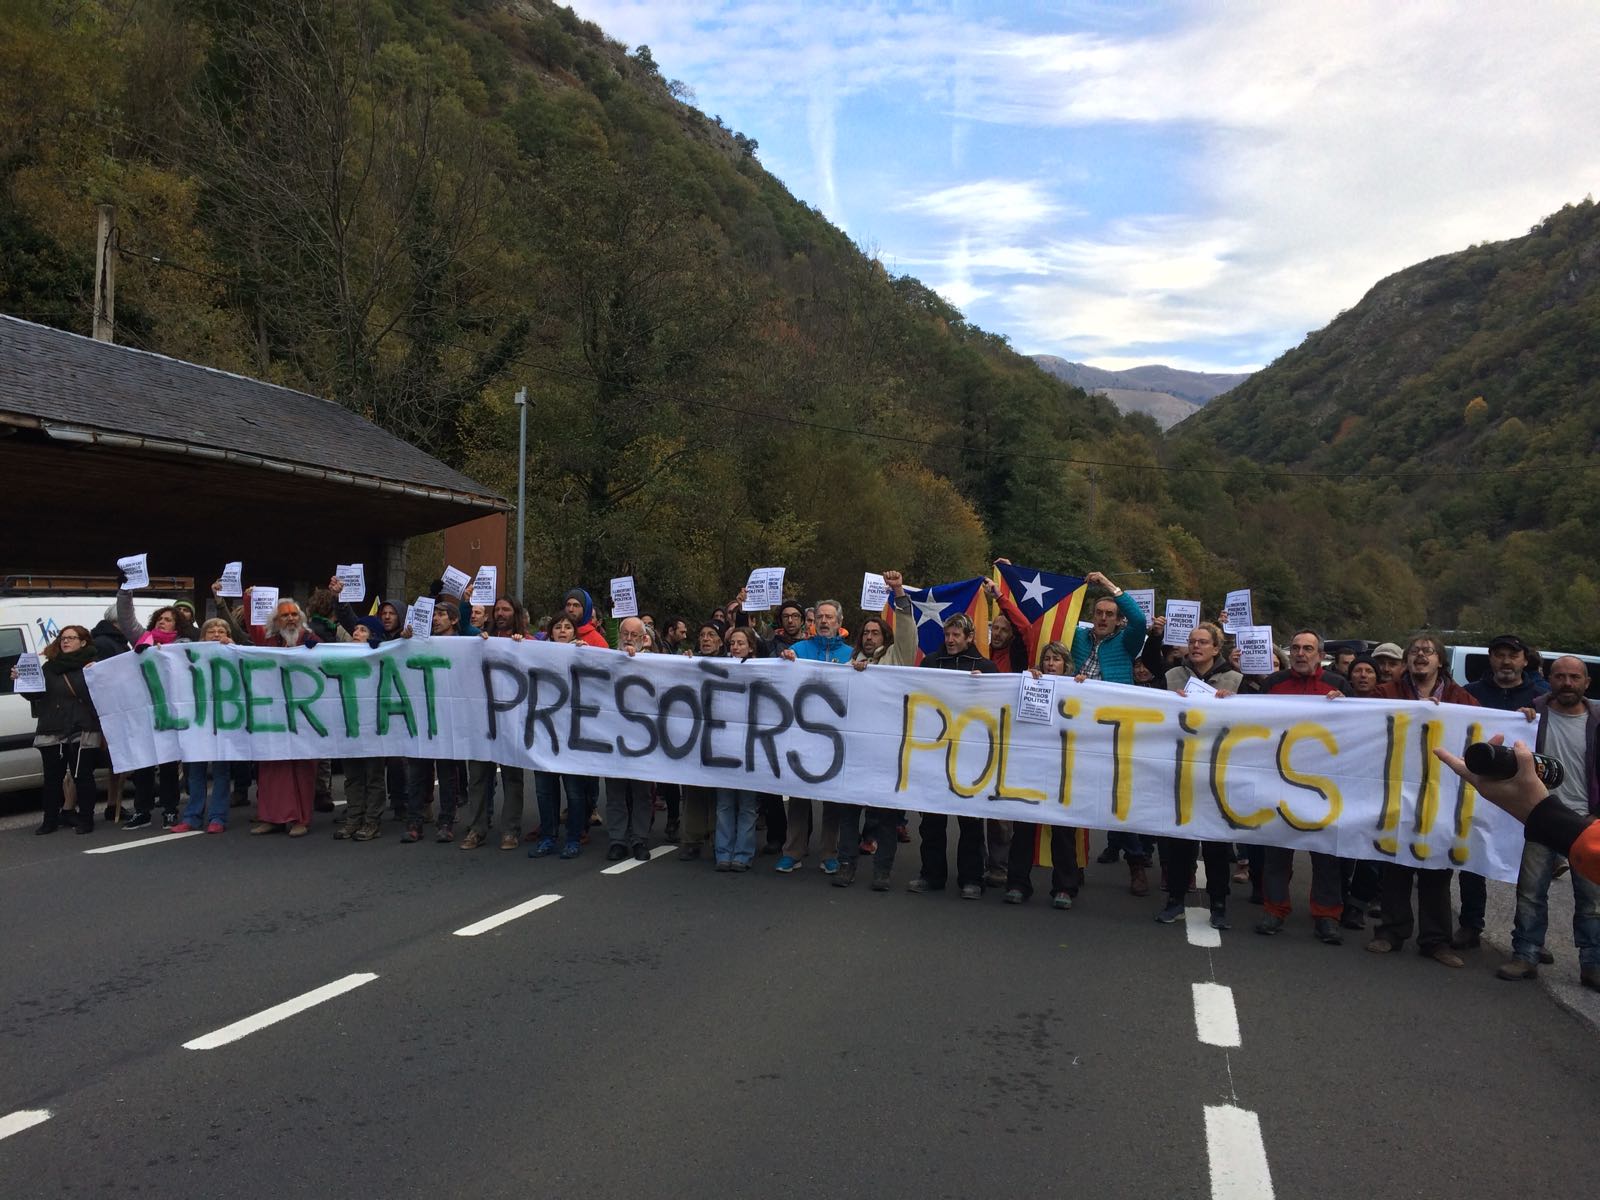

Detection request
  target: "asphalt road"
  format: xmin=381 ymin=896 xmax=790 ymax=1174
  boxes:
xmin=2 ymin=788 xmax=1597 ymax=1199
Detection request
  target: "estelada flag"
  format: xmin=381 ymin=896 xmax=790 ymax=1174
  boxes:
xmin=993 ymin=561 xmax=1088 ymax=667
xmin=884 ymin=577 xmax=990 ymax=666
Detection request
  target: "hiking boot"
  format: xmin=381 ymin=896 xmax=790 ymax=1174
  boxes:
xmin=1366 ymin=937 xmax=1400 ymax=954
xmin=1496 ymin=958 xmax=1538 ymax=981
xmin=1450 ymin=926 xmax=1482 ymax=950
xmin=1128 ymin=864 xmax=1150 ymax=897
xmin=1096 ymin=844 xmax=1120 ymax=864
xmin=632 ymin=844 xmax=649 ymax=862
xmin=332 ymin=822 xmax=356 ymax=840
xmin=459 ymin=829 xmax=485 ymax=850
xmin=1155 ymin=900 xmax=1185 ymax=924
xmin=1254 ymin=914 xmax=1285 ymax=936
xmin=605 ymin=844 xmax=628 ymax=862
xmin=1339 ymin=904 xmax=1368 ymax=931
xmin=906 ymin=877 xmax=941 ymax=894
xmin=500 ymin=832 xmax=519 ymax=850
xmin=983 ymin=868 xmax=1007 ymax=889
xmin=959 ymin=883 xmax=983 ymax=900
xmin=832 ymin=861 xmax=857 ymax=888
xmin=870 ymin=867 xmax=893 ymax=891
xmin=1313 ymin=917 xmax=1344 ymax=945
xmin=1427 ymin=946 xmax=1464 ymax=968
xmin=353 ymin=822 xmax=381 ymax=842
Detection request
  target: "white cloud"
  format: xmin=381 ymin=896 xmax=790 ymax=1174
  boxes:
xmin=572 ymin=1 xmax=1600 ymax=369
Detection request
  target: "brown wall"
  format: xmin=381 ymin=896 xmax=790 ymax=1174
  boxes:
xmin=442 ymin=513 xmax=508 ymax=597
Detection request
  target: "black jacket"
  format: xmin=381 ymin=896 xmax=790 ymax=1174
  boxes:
xmin=920 ymin=649 xmax=998 ymax=673
xmin=27 ymin=661 xmax=101 ymax=739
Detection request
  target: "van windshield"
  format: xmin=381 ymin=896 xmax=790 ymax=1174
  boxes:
xmin=0 ymin=627 xmax=24 ymax=696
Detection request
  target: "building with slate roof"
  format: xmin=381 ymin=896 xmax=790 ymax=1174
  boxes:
xmin=0 ymin=314 xmax=508 ymax=604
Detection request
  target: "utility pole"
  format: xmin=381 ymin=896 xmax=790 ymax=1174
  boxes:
xmin=513 ymin=387 xmax=528 ymax=604
xmin=92 ymin=205 xmax=116 ymax=342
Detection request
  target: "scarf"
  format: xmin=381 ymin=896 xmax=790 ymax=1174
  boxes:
xmin=45 ymin=646 xmax=98 ymax=674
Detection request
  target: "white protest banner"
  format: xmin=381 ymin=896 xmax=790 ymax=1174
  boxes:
xmin=1224 ymin=588 xmax=1253 ymax=634
xmin=1237 ymin=625 xmax=1275 ymax=675
xmin=610 ymin=576 xmax=638 ymax=619
xmin=248 ymin=586 xmax=279 ymax=627
xmin=404 ymin=596 xmax=436 ymax=639
xmin=336 ymin=564 xmax=366 ymax=604
xmin=1163 ymin=600 xmax=1201 ymax=648
xmin=744 ymin=567 xmax=786 ymax=611
xmin=85 ymin=640 xmax=1529 ymax=881
xmin=13 ymin=652 xmax=45 ymax=694
xmin=470 ymin=567 xmax=498 ymax=607
xmin=1183 ymin=674 xmax=1217 ymax=699
xmin=217 ymin=562 xmax=244 ymax=598
xmin=1016 ymin=674 xmax=1056 ymax=724
xmin=118 ymin=553 xmax=149 ymax=591
xmin=860 ymin=572 xmax=890 ymax=612
xmin=440 ymin=566 xmax=471 ymax=599
xmin=1127 ymin=589 xmax=1156 ymax=627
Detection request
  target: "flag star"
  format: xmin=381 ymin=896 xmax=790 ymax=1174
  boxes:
xmin=1019 ymin=573 xmax=1052 ymax=608
xmin=911 ymin=595 xmax=951 ymax=628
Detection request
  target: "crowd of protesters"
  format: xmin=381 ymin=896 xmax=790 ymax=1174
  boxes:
xmin=12 ymin=561 xmax=1598 ymax=995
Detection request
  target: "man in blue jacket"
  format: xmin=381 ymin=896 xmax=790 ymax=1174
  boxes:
xmin=777 ymin=600 xmax=852 ymax=873
xmin=1072 ymin=571 xmax=1154 ymax=894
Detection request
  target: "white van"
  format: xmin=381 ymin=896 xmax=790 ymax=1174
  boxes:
xmin=1446 ymin=645 xmax=1600 ymax=699
xmin=0 ymin=591 xmax=179 ymax=793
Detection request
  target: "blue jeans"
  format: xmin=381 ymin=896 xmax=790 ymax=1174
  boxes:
xmin=1511 ymin=838 xmax=1600 ymax=967
xmin=533 ymin=772 xmax=593 ymax=843
xmin=182 ymin=761 xmax=231 ymax=827
xmin=715 ymin=788 xmax=760 ymax=865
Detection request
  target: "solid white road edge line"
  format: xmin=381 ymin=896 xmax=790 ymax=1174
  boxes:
xmin=183 ymin=973 xmax=378 ymax=1050
xmin=0 ymin=1109 xmax=52 ymax=1141
xmin=84 ymin=831 xmax=205 ymax=855
xmin=452 ymin=894 xmax=562 ymax=937
xmin=600 ymin=845 xmax=677 ymax=875
xmin=1192 ymin=982 xmax=1242 ymax=1048
xmin=1204 ymin=1104 xmax=1274 ymax=1200
xmin=1185 ymin=906 xmax=1222 ymax=948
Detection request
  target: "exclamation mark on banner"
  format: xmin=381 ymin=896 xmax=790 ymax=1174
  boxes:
xmin=1374 ymin=712 xmax=1409 ymax=855
xmin=1449 ymin=722 xmax=1484 ymax=866
xmin=1410 ymin=720 xmax=1443 ymax=861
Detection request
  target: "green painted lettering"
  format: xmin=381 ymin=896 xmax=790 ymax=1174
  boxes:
xmin=280 ymin=662 xmax=329 ymax=738
xmin=375 ymin=657 xmax=417 ymax=737
xmin=240 ymin=657 xmax=285 ymax=733
xmin=140 ymin=656 xmax=189 ymax=731
xmin=405 ymin=654 xmax=451 ymax=739
xmin=318 ymin=655 xmax=375 ymax=737
xmin=210 ymin=655 xmax=245 ymax=730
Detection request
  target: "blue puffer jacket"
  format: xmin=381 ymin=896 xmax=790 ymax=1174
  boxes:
xmin=1069 ymin=591 xmax=1148 ymax=685
xmin=791 ymin=634 xmax=853 ymax=664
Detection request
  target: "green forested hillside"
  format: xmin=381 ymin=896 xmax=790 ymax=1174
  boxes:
xmin=4 ymin=0 xmax=1595 ymax=649
xmin=1179 ymin=198 xmax=1600 ymax=646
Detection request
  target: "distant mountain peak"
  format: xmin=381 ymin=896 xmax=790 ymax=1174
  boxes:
xmin=1031 ymin=356 xmax=1252 ymax=429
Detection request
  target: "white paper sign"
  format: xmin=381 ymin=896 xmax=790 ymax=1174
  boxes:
xmin=118 ymin=553 xmax=149 ymax=591
xmin=470 ymin=566 xmax=498 ymax=607
xmin=1127 ymin=588 xmax=1156 ymax=627
xmin=1224 ymin=588 xmax=1253 ymax=634
xmin=13 ymin=652 xmax=45 ymax=694
xmin=610 ymin=575 xmax=638 ymax=619
xmin=440 ymin=566 xmax=471 ymax=599
xmin=860 ymin=572 xmax=890 ymax=612
xmin=217 ymin=562 xmax=244 ymax=598
xmin=1016 ymin=675 xmax=1056 ymax=724
xmin=405 ymin=596 xmax=436 ymax=639
xmin=1237 ymin=625 xmax=1275 ymax=676
xmin=336 ymin=564 xmax=366 ymax=604
xmin=1163 ymin=599 xmax=1201 ymax=648
xmin=744 ymin=567 xmax=787 ymax=611
xmin=1183 ymin=674 xmax=1217 ymax=699
xmin=249 ymin=586 xmax=280 ymax=627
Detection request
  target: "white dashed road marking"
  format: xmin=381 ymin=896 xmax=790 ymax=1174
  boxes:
xmin=84 ymin=831 xmax=204 ymax=854
xmin=1192 ymin=982 xmax=1241 ymax=1047
xmin=1185 ymin=906 xmax=1221 ymax=947
xmin=1204 ymin=1104 xmax=1275 ymax=1199
xmin=452 ymin=894 xmax=562 ymax=937
xmin=0 ymin=1109 xmax=52 ymax=1142
xmin=183 ymin=973 xmax=379 ymax=1050
xmin=600 ymin=845 xmax=677 ymax=875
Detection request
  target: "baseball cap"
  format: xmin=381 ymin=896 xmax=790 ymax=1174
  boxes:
xmin=1487 ymin=633 xmax=1529 ymax=654
xmin=1371 ymin=642 xmax=1403 ymax=661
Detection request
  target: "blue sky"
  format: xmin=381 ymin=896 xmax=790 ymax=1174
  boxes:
xmin=575 ymin=1 xmax=1600 ymax=372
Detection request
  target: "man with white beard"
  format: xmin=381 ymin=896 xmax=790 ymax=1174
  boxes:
xmin=243 ymin=594 xmax=323 ymax=837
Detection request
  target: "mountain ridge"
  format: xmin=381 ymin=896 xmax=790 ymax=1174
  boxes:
xmin=1032 ymin=355 xmax=1251 ymax=429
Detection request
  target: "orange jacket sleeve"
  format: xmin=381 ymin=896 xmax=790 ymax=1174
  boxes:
xmin=1571 ymin=820 xmax=1600 ymax=887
